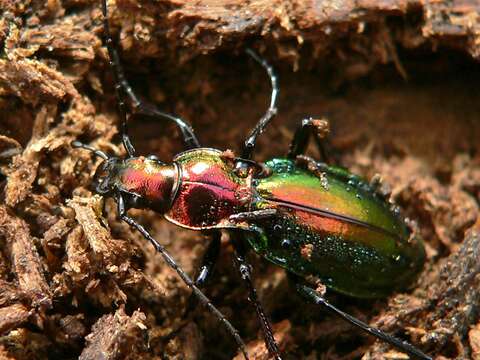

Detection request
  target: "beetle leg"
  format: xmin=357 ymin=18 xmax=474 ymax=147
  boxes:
xmin=194 ymin=231 xmax=222 ymax=287
xmin=231 ymin=231 xmax=283 ymax=360
xmin=116 ymin=194 xmax=249 ymax=360
xmin=121 ymin=85 xmax=200 ymax=150
xmin=184 ymin=231 xmax=222 ymax=315
xmin=239 ymin=49 xmax=279 ymax=161
xmin=101 ymin=0 xmax=135 ymax=157
xmin=287 ymin=117 xmax=331 ymax=162
xmin=296 ymin=283 xmax=432 ymax=360
xmin=101 ymin=0 xmax=200 ymax=151
xmin=296 ymin=154 xmax=392 ymax=203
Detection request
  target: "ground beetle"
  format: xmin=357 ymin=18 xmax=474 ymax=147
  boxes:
xmin=72 ymin=1 xmax=430 ymax=359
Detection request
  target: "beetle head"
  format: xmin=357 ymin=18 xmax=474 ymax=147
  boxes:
xmin=72 ymin=140 xmax=120 ymax=196
xmin=92 ymin=157 xmax=121 ymax=195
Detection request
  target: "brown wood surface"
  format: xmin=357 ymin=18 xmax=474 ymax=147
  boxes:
xmin=0 ymin=0 xmax=480 ymax=359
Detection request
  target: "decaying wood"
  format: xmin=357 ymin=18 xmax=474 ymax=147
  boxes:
xmin=79 ymin=307 xmax=148 ymax=360
xmin=233 ymin=320 xmax=293 ymax=360
xmin=0 ymin=304 xmax=31 ymax=335
xmin=366 ymin=217 xmax=480 ymax=359
xmin=0 ymin=206 xmax=51 ymax=309
xmin=0 ymin=0 xmax=480 ymax=359
xmin=68 ymin=195 xmax=126 ymax=265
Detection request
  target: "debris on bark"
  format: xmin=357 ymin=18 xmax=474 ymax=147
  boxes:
xmin=0 ymin=304 xmax=32 ymax=335
xmin=0 ymin=206 xmax=51 ymax=309
xmin=79 ymin=307 xmax=148 ymax=360
xmin=367 ymin=217 xmax=480 ymax=359
xmin=233 ymin=320 xmax=293 ymax=360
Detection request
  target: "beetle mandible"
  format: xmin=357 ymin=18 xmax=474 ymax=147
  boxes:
xmin=72 ymin=1 xmax=431 ymax=359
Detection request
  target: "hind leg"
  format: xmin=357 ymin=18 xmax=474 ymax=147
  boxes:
xmin=295 ymin=281 xmax=431 ymax=360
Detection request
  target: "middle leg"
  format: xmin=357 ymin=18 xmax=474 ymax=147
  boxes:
xmin=287 ymin=117 xmax=331 ymax=162
xmin=231 ymin=230 xmax=283 ymax=360
xmin=240 ymin=50 xmax=279 ymax=161
xmin=184 ymin=231 xmax=222 ymax=316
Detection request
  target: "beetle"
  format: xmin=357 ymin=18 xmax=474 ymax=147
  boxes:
xmin=72 ymin=1 xmax=431 ymax=359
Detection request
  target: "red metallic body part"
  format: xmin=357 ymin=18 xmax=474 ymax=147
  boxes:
xmin=108 ymin=149 xmax=251 ymax=227
xmin=116 ymin=157 xmax=179 ymax=212
xmin=165 ymin=149 xmax=252 ymax=229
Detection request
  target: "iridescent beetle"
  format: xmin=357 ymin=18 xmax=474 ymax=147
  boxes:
xmin=72 ymin=1 xmax=430 ymax=359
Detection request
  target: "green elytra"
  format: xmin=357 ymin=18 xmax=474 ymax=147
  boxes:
xmin=251 ymin=158 xmax=425 ymax=298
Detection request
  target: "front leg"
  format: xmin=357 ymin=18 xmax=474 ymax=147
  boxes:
xmin=240 ymin=49 xmax=279 ymax=161
xmin=231 ymin=231 xmax=283 ymax=360
xmin=115 ymin=194 xmax=249 ymax=360
xmin=101 ymin=0 xmax=199 ymax=150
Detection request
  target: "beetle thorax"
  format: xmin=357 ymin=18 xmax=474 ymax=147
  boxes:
xmin=163 ymin=148 xmax=254 ymax=229
xmin=118 ymin=157 xmax=179 ymax=212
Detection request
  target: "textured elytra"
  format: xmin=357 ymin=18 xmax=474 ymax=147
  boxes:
xmin=249 ymin=158 xmax=425 ymax=298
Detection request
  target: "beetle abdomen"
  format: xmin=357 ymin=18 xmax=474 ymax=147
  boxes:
xmin=250 ymin=158 xmax=425 ymax=298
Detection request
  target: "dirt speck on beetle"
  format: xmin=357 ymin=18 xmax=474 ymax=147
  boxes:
xmin=300 ymin=244 xmax=314 ymax=261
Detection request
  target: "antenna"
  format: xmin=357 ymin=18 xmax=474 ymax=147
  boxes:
xmin=72 ymin=141 xmax=109 ymax=160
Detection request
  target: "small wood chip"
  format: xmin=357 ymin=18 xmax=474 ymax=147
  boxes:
xmin=79 ymin=307 xmax=148 ymax=360
xmin=0 ymin=304 xmax=31 ymax=335
xmin=469 ymin=323 xmax=480 ymax=360
xmin=0 ymin=206 xmax=51 ymax=309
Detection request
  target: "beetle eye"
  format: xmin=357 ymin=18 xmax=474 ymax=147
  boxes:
xmin=93 ymin=162 xmax=107 ymax=180
xmin=95 ymin=168 xmax=107 ymax=180
xmin=92 ymin=160 xmax=116 ymax=194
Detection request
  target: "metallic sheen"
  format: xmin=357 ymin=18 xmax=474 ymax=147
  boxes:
xmin=249 ymin=158 xmax=425 ymax=298
xmin=104 ymin=149 xmax=425 ymax=298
